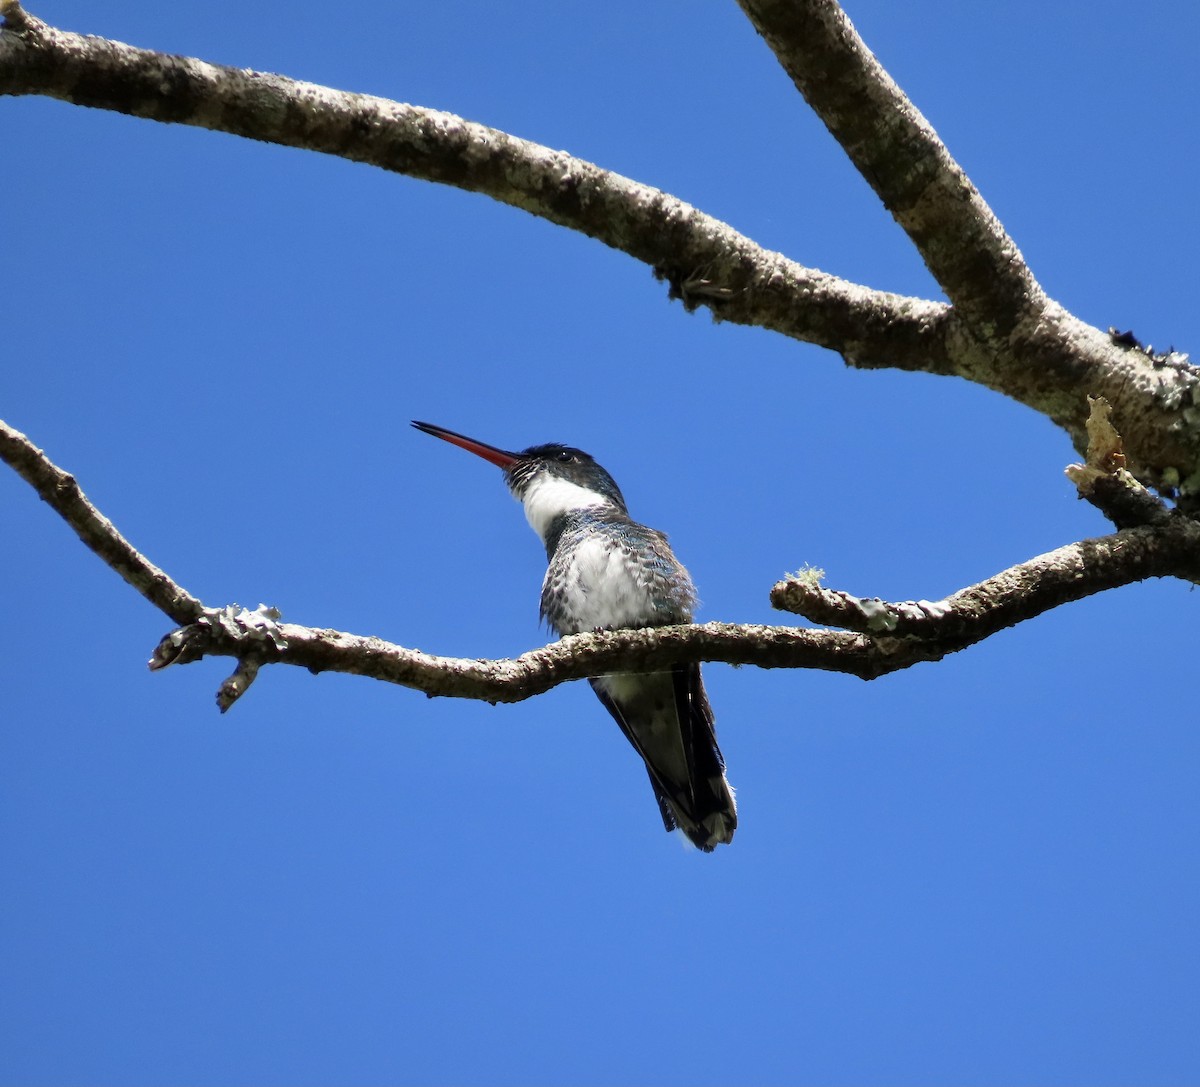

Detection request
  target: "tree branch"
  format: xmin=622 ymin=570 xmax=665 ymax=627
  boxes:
xmin=144 ymin=509 xmax=1200 ymax=700
xmin=0 ymin=2 xmax=947 ymax=376
xmin=4 ymin=4 xmax=1200 ymax=495
xmin=153 ymin=615 xmax=902 ymax=698
xmin=0 ymin=419 xmax=204 ymax=624
xmin=771 ymin=521 xmax=1200 ymax=645
xmin=731 ymin=1 xmax=1200 ymax=498
xmin=735 ymin=0 xmax=1042 ymax=338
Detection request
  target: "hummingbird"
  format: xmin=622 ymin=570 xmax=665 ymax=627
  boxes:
xmin=412 ymin=420 xmax=737 ymax=852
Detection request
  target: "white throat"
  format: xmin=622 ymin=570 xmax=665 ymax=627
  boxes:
xmin=519 ymin=473 xmax=612 ymax=541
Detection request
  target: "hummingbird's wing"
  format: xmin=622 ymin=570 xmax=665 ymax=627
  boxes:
xmin=589 ymin=664 xmax=736 ymax=852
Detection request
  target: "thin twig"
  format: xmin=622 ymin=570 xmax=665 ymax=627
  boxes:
xmin=0 ymin=419 xmax=205 ymax=624
xmin=217 ymin=656 xmax=261 ymax=713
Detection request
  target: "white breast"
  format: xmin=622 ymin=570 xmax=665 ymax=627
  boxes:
xmin=552 ymin=535 xmax=655 ymax=632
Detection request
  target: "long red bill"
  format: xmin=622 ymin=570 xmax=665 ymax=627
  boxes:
xmin=411 ymin=420 xmax=519 ymax=469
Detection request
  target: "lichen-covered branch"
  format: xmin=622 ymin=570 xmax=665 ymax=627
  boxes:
xmin=0 ymin=2 xmax=946 ymax=375
xmin=730 ymin=1 xmax=1200 ymax=497
xmin=771 ymin=521 xmax=1200 ymax=645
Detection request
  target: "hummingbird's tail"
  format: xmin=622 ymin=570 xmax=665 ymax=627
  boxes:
xmin=590 ymin=664 xmax=737 ymax=852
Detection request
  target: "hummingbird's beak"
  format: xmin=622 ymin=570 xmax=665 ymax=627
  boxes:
xmin=411 ymin=420 xmax=519 ymax=469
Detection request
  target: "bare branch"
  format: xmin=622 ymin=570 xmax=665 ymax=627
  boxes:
xmin=735 ymin=0 xmax=1043 ymax=337
xmin=0 ymin=418 xmax=205 ymax=624
xmin=0 ymin=4 xmax=946 ymax=373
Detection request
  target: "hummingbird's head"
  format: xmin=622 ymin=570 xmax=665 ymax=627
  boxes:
xmin=506 ymin=443 xmax=626 ymax=509
xmin=411 ymin=422 xmax=628 ymax=543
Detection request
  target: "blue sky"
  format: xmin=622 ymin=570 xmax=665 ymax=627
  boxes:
xmin=3 ymin=1 xmax=1198 ymax=1083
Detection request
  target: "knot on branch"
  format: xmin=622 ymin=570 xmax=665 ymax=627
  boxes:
xmin=150 ymin=603 xmax=287 ymax=712
xmin=149 ymin=603 xmax=287 ymax=670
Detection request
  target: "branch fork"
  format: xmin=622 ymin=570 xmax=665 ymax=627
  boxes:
xmin=4 ymin=5 xmax=1200 ymax=712
xmin=4 ymin=1 xmax=1199 ymax=489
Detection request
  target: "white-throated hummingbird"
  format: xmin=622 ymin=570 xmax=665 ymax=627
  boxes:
xmin=412 ymin=421 xmax=737 ymax=851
